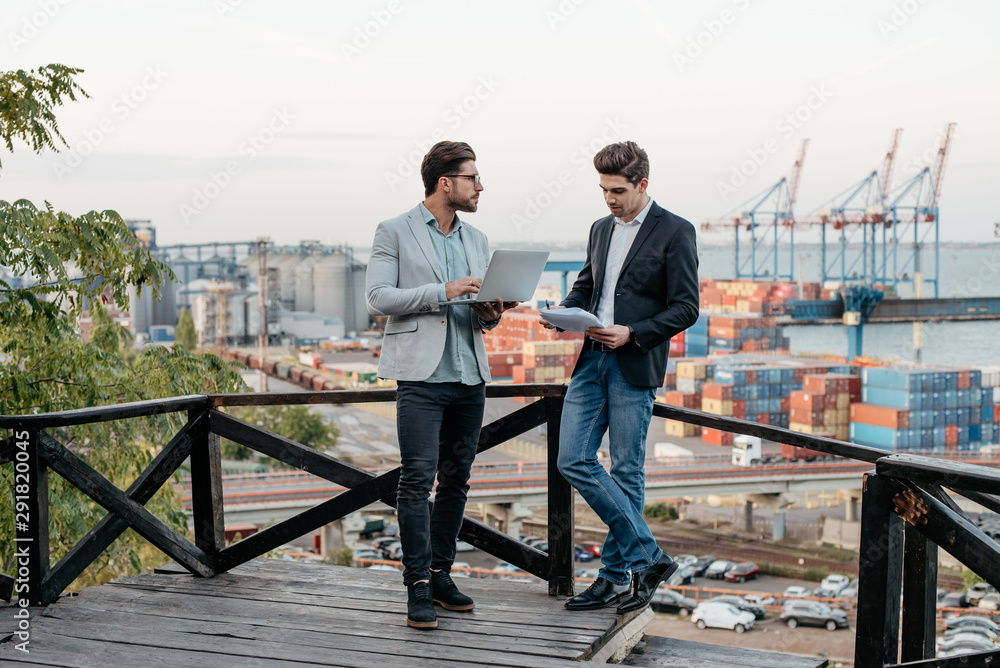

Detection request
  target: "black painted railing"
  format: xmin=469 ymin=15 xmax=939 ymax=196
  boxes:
xmin=4 ymin=386 xmax=1000 ymax=667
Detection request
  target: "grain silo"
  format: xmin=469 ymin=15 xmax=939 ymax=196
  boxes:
xmin=313 ymin=252 xmax=349 ymax=321
xmin=294 ymin=258 xmax=315 ymax=312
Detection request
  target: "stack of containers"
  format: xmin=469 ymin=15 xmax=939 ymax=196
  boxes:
xmin=685 ymin=314 xmax=709 ymax=357
xmin=487 ymin=351 xmax=522 ymax=379
xmin=663 ymin=390 xmax=701 ymax=437
xmin=511 ymin=340 xmax=584 ymax=402
xmin=852 ymin=366 xmax=1000 ymax=450
xmin=788 ymin=373 xmax=861 ymax=442
xmin=481 ymin=309 xmax=584 ymax=352
xmin=707 ymin=313 xmax=791 ymax=354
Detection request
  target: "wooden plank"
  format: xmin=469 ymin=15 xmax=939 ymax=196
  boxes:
xmin=855 ymin=473 xmax=903 ymax=668
xmin=653 ymin=402 xmax=885 ymax=463
xmin=0 ymin=395 xmax=208 ymax=429
xmin=42 ymin=604 xmax=587 ymax=667
xmin=878 ymin=453 xmax=1000 ymax=496
xmin=13 ymin=428 xmax=48 ymax=606
xmin=215 ymin=469 xmax=401 ymax=571
xmin=188 ymin=409 xmax=225 ymax=556
xmin=545 ymin=396 xmax=574 ymax=596
xmin=104 ymin=577 xmax=613 ymax=633
xmin=42 ymin=414 xmax=202 ymax=603
xmin=210 ymin=410 xmax=383 ymax=489
xmin=206 ymin=384 xmax=566 ymax=408
xmin=890 ymin=649 xmax=1000 ymax=667
xmin=890 ymin=480 xmax=1000 ymax=594
xmin=951 ymin=488 xmax=1000 ymax=516
xmin=900 ymin=523 xmax=937 ymax=663
xmin=36 ymin=432 xmax=215 ymax=578
xmin=39 ymin=611 xmax=584 ymax=668
xmin=624 ymin=635 xmax=828 ymax=668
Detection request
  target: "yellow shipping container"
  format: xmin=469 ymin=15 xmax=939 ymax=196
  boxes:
xmin=665 ymin=419 xmax=698 ymax=437
xmin=702 ymin=398 xmax=734 ymax=416
xmin=789 ymin=422 xmax=816 ymax=434
xmin=836 ymin=393 xmax=850 ymax=410
xmin=676 ymin=362 xmax=707 ymax=379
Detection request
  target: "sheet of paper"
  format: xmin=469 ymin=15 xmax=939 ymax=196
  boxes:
xmin=539 ymin=308 xmax=606 ymax=333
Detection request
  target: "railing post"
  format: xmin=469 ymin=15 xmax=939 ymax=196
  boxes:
xmin=545 ymin=396 xmax=574 ymax=596
xmin=900 ymin=523 xmax=938 ymax=662
xmin=855 ymin=472 xmax=904 ymax=668
xmin=188 ymin=410 xmax=224 ymax=572
xmin=12 ymin=427 xmax=48 ymax=606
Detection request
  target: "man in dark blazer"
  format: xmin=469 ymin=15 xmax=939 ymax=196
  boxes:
xmin=544 ymin=141 xmax=699 ymax=613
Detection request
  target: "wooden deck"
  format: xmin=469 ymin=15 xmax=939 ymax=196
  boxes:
xmin=1 ymin=559 xmax=826 ymax=667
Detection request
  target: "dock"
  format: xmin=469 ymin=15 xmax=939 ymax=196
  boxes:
xmin=2 ymin=559 xmax=827 ymax=667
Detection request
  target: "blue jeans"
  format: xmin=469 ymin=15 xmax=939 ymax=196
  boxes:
xmin=557 ymin=350 xmax=661 ymax=586
xmin=396 ymin=381 xmax=485 ymax=586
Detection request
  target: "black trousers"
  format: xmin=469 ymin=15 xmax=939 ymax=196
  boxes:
xmin=395 ymin=380 xmax=485 ymax=586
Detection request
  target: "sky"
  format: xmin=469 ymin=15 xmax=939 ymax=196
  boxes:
xmin=3 ymin=0 xmax=999 ymax=248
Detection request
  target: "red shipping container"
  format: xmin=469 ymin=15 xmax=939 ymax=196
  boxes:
xmin=958 ymin=371 xmax=970 ymax=390
xmin=733 ymin=400 xmax=746 ymax=419
xmin=755 ymin=413 xmax=770 ymax=425
xmin=850 ymin=403 xmax=910 ymax=429
xmin=703 ymin=382 xmax=734 ymax=401
xmin=745 ymin=370 xmax=758 ymax=384
xmin=946 ymin=425 xmax=958 ymax=447
xmin=790 ymin=390 xmax=826 ymax=411
xmin=994 ymin=404 xmax=1000 ymax=423
xmin=702 ymin=428 xmax=734 ymax=446
xmin=663 ymin=390 xmax=700 ymax=408
xmin=790 ymin=407 xmax=825 ymax=426
xmin=781 ymin=443 xmax=827 ymax=460
xmin=780 ymin=396 xmax=790 ymax=413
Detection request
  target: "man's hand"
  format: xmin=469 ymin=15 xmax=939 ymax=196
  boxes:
xmin=446 ymin=276 xmax=482 ymax=300
xmin=473 ymin=299 xmax=518 ymax=323
xmin=539 ymin=304 xmax=565 ymax=329
xmin=586 ymin=324 xmax=631 ymax=349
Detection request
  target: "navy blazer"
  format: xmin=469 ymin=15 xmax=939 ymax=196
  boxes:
xmin=563 ymin=201 xmax=700 ymax=388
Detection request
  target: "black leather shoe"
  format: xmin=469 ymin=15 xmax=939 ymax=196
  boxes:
xmin=406 ymin=581 xmax=438 ymax=629
xmin=565 ymin=577 xmax=631 ymax=610
xmin=618 ymin=554 xmax=678 ymax=613
xmin=431 ymin=570 xmax=475 ymax=611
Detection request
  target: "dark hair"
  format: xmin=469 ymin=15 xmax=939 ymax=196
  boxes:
xmin=421 ymin=141 xmax=477 ymax=197
xmin=593 ymin=141 xmax=649 ymax=185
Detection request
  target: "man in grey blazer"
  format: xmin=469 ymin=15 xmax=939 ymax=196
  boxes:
xmin=366 ymin=141 xmax=516 ymax=630
xmin=544 ymin=141 xmax=699 ymax=614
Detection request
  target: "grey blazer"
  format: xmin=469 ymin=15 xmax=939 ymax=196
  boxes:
xmin=366 ymin=205 xmax=493 ymax=382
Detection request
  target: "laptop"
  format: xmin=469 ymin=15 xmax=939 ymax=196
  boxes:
xmin=441 ymin=249 xmax=549 ymax=305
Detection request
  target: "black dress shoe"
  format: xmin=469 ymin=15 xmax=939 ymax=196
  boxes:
xmin=406 ymin=581 xmax=438 ymax=629
xmin=618 ymin=554 xmax=678 ymax=613
xmin=431 ymin=570 xmax=475 ymax=611
xmin=565 ymin=577 xmax=631 ymax=610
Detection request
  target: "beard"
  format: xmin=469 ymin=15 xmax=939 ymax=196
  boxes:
xmin=448 ymin=191 xmax=479 ymax=213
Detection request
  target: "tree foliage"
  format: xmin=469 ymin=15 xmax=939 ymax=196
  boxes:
xmin=0 ymin=64 xmax=88 ymax=174
xmin=175 ymin=306 xmax=197 ymax=351
xmin=0 ymin=65 xmax=248 ymax=591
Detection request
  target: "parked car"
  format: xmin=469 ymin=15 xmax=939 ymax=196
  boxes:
xmin=724 ymin=563 xmax=760 ymax=583
xmin=782 ymin=585 xmax=812 ymax=602
xmin=353 ymin=547 xmax=381 ymax=561
xmin=650 ymin=587 xmax=697 ymax=616
xmin=577 ymin=541 xmax=603 ymax=558
xmin=704 ymin=560 xmax=737 ymax=580
xmin=979 ymin=593 xmax=1000 ymax=611
xmin=675 ymin=554 xmax=698 ymax=569
xmin=819 ymin=573 xmax=851 ymax=596
xmin=939 ymin=591 xmax=969 ymax=609
xmin=691 ymin=555 xmax=716 ymax=577
xmin=691 ymin=601 xmax=755 ymax=633
xmin=939 ymin=643 xmax=998 ymax=658
xmin=838 ymin=578 xmax=860 ymax=600
xmin=944 ymin=616 xmax=1000 ymax=633
xmin=709 ymin=595 xmax=766 ymax=620
xmin=667 ymin=566 xmax=696 ymax=586
xmin=743 ymin=594 xmax=776 ymax=607
xmin=966 ymin=582 xmax=997 ymax=607
xmin=781 ymin=601 xmax=849 ymax=631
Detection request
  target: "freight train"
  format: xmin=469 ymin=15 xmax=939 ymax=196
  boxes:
xmin=225 ymin=350 xmax=345 ymax=392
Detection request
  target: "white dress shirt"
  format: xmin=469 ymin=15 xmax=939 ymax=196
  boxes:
xmin=596 ymin=196 xmax=654 ymax=327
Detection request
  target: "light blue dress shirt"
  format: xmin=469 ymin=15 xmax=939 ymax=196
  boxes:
xmin=420 ymin=203 xmax=484 ymax=385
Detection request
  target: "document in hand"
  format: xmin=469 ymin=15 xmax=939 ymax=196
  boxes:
xmin=539 ymin=308 xmax=605 ymax=333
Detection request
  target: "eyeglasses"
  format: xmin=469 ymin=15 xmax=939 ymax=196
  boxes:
xmin=444 ymin=174 xmax=481 ymax=186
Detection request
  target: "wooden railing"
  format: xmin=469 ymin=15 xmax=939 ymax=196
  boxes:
xmin=4 ymin=385 xmax=1000 ymax=667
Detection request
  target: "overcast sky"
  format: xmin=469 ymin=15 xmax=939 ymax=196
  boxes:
xmin=3 ymin=0 xmax=998 ymax=247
